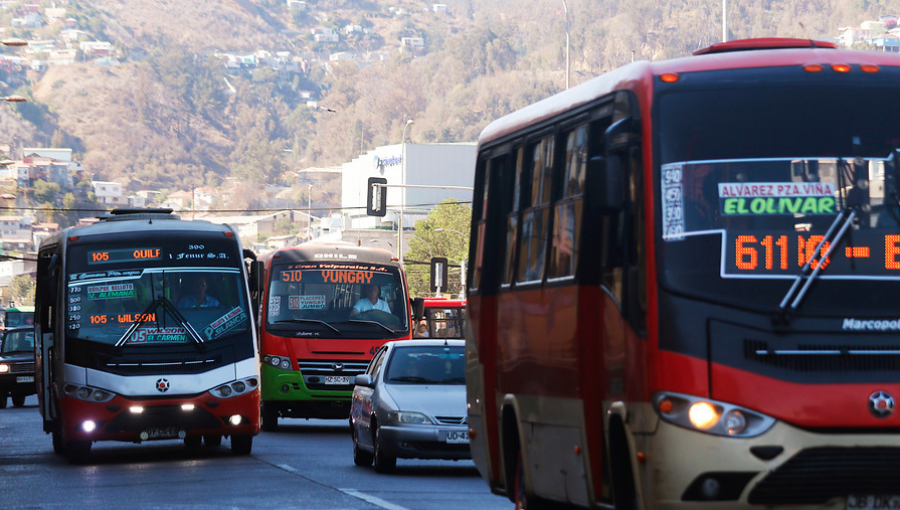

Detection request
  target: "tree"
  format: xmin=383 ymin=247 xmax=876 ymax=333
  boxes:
xmin=33 ymin=179 xmax=61 ymax=204
xmin=8 ymin=274 xmax=34 ymax=307
xmin=405 ymin=199 xmax=472 ymax=298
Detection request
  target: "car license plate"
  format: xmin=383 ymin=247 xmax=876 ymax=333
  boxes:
xmin=445 ymin=430 xmax=469 ymax=444
xmin=323 ymin=376 xmax=350 ymax=385
xmin=143 ymin=428 xmax=183 ymax=440
xmin=847 ymin=495 xmax=900 ymax=509
xmin=16 ymin=376 xmax=33 ymax=383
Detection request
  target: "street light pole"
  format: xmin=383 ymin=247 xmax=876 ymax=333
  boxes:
xmin=398 ymin=120 xmax=414 ymax=266
xmin=307 ymin=183 xmax=313 ymax=241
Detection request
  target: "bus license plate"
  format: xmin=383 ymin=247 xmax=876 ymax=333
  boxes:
xmin=16 ymin=376 xmax=34 ymax=383
xmin=847 ymin=495 xmax=900 ymax=509
xmin=145 ymin=428 xmax=182 ymax=440
xmin=445 ymin=430 xmax=469 ymax=444
xmin=323 ymin=376 xmax=350 ymax=385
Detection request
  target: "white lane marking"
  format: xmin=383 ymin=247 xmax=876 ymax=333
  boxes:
xmin=339 ymin=489 xmax=411 ymax=510
xmin=278 ymin=463 xmax=300 ymax=474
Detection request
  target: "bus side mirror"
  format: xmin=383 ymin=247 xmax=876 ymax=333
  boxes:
xmin=605 ymin=116 xmax=640 ymax=151
xmin=249 ymin=260 xmax=265 ymax=314
xmin=412 ymin=297 xmax=425 ymax=322
xmin=590 ymin=156 xmax=624 ymax=212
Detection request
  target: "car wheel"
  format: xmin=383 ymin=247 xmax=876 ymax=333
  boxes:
xmin=231 ymin=434 xmax=252 ymax=455
xmin=0 ymin=391 xmax=7 ymax=409
xmin=352 ymin=425 xmax=373 ymax=466
xmin=204 ymin=434 xmax=222 ymax=447
xmin=65 ymin=440 xmax=91 ymax=464
xmin=11 ymin=393 xmax=25 ymax=407
xmin=261 ymin=402 xmax=278 ymax=432
xmin=372 ymin=424 xmax=396 ymax=473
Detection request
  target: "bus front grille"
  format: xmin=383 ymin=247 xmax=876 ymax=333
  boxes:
xmin=102 ymin=356 xmax=222 ymax=375
xmin=748 ymin=447 xmax=900 ymax=504
xmin=297 ymin=359 xmax=369 ymax=391
xmin=105 ymin=405 xmax=222 ymax=433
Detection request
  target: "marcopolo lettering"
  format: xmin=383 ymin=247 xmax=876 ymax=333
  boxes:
xmin=843 ymin=318 xmax=900 ymax=332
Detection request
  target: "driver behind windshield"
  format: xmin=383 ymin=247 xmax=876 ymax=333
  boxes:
xmin=350 ymin=284 xmax=391 ymax=316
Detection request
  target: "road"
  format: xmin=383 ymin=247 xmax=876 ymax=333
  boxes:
xmin=0 ymin=396 xmax=510 ymax=510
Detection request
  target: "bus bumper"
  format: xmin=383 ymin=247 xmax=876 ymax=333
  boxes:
xmin=59 ymin=390 xmax=260 ymax=443
xmin=261 ymin=365 xmax=351 ymax=419
xmin=642 ymin=415 xmax=900 ymax=509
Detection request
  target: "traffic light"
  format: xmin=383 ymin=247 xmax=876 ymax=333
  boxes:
xmin=430 ymin=257 xmax=448 ymax=294
xmin=367 ymin=177 xmax=387 ymax=217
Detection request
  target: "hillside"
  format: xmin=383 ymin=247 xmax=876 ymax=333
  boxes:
xmin=5 ymin=0 xmax=898 ymax=194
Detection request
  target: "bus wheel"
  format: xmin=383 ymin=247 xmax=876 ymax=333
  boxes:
xmin=65 ymin=440 xmax=91 ymax=464
xmin=514 ymin=451 xmax=554 ymax=510
xmin=184 ymin=436 xmax=202 ymax=448
xmin=11 ymin=393 xmax=25 ymax=407
xmin=261 ymin=403 xmax=278 ymax=432
xmin=609 ymin=420 xmax=638 ymax=510
xmin=204 ymin=434 xmax=222 ymax=447
xmin=372 ymin=424 xmax=396 ymax=473
xmin=52 ymin=429 xmax=65 ymax=455
xmin=231 ymin=434 xmax=253 ymax=455
xmin=352 ymin=425 xmax=373 ymax=466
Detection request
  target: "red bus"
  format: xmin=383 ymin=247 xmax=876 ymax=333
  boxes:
xmin=413 ymin=297 xmax=466 ymax=339
xmin=251 ymin=243 xmax=412 ymax=431
xmin=34 ymin=209 xmax=260 ymax=463
xmin=466 ymin=38 xmax=900 ymax=509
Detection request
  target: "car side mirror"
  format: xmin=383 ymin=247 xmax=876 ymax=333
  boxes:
xmin=355 ymin=374 xmax=374 ymax=388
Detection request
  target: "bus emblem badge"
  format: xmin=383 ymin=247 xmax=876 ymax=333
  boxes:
xmin=333 ymin=363 xmax=344 ymax=372
xmin=868 ymin=391 xmax=894 ymax=418
xmin=156 ymin=378 xmax=170 ymax=393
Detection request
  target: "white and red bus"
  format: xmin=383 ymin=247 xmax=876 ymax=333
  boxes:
xmin=466 ymin=38 xmax=900 ymax=509
xmin=34 ymin=209 xmax=260 ymax=463
xmin=412 ymin=297 xmax=466 ymax=339
xmin=251 ymin=243 xmax=412 ymax=431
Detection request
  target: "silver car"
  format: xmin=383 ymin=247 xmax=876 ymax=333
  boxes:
xmin=350 ymin=339 xmax=469 ymax=473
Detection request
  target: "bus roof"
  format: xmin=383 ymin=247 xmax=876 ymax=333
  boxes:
xmin=421 ymin=297 xmax=466 ymax=308
xmin=4 ymin=306 xmax=34 ymax=312
xmin=260 ymin=242 xmax=399 ymax=266
xmin=478 ymin=38 xmax=900 ymax=146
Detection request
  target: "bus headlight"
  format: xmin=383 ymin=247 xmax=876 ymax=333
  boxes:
xmin=210 ymin=376 xmax=258 ymax=399
xmin=653 ymin=392 xmax=775 ymax=438
xmin=64 ymin=384 xmax=116 ymax=403
xmin=262 ymin=354 xmax=293 ymax=371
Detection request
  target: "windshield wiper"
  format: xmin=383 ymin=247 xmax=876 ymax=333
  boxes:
xmin=275 ymin=318 xmax=341 ymax=335
xmin=777 ymin=207 xmax=857 ymax=318
xmin=347 ymin=319 xmax=401 ymax=334
xmin=115 ymin=297 xmax=205 ymax=348
xmin=388 ymin=376 xmax=434 ymax=383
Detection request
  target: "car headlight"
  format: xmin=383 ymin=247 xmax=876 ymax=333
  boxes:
xmin=387 ymin=411 xmax=433 ymax=425
xmin=0 ymin=364 xmax=8 ymax=373
xmin=653 ymin=392 xmax=776 ymax=438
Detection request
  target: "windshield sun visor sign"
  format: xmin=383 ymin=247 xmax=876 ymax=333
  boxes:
xmin=719 ymin=182 xmax=836 ymax=215
xmin=203 ymin=307 xmax=248 ymax=340
xmin=662 ymin=163 xmax=685 ymax=241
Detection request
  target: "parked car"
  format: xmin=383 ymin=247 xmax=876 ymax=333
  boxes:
xmin=0 ymin=326 xmax=36 ymax=408
xmin=350 ymin=339 xmax=469 ymax=472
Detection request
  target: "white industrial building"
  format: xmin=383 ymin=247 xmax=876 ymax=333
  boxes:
xmin=341 ymin=142 xmax=476 ymax=230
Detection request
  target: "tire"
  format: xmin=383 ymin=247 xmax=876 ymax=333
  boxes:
xmin=52 ymin=429 xmax=65 ymax=455
xmin=65 ymin=440 xmax=91 ymax=464
xmin=261 ymin=402 xmax=278 ymax=432
xmin=0 ymin=391 xmax=7 ymax=409
xmin=372 ymin=425 xmax=396 ymax=473
xmin=11 ymin=393 xmax=25 ymax=407
xmin=184 ymin=435 xmax=202 ymax=448
xmin=231 ymin=434 xmax=252 ymax=455
xmin=203 ymin=434 xmax=222 ymax=447
xmin=352 ymin=425 xmax=373 ymax=466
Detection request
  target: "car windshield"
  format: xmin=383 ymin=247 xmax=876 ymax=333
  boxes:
xmin=385 ymin=346 xmax=465 ymax=384
xmin=655 ymin=66 xmax=900 ymax=315
xmin=2 ymin=329 xmax=34 ymax=354
xmin=266 ymin=262 xmax=409 ymax=335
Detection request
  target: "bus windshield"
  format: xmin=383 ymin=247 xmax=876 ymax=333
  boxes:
xmin=266 ymin=262 xmax=408 ymax=334
xmin=656 ymin=67 xmax=900 ymax=315
xmin=66 ymin=241 xmax=251 ymax=346
xmin=5 ymin=308 xmax=34 ymax=327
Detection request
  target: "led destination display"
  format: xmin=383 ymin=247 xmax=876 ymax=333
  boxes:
xmin=724 ymin=230 xmax=900 ymax=278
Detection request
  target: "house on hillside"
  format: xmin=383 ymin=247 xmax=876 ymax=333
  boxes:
xmin=400 ymin=37 xmax=425 ymax=51
xmin=92 ymin=180 xmax=127 ymax=206
xmin=870 ymin=33 xmax=900 ymax=52
xmin=433 ymin=4 xmax=448 ymax=13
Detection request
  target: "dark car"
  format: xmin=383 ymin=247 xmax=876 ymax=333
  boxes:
xmin=350 ymin=339 xmax=469 ymax=473
xmin=0 ymin=326 xmax=36 ymax=408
